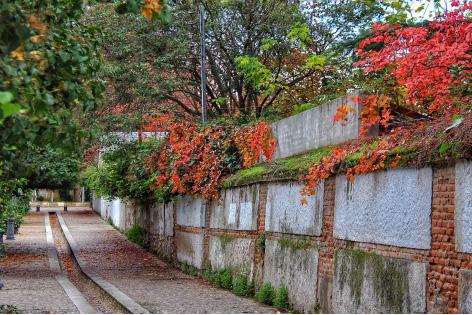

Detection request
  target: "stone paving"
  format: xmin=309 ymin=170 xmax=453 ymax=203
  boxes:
xmin=0 ymin=213 xmax=79 ymax=314
xmin=62 ymin=210 xmax=276 ymax=313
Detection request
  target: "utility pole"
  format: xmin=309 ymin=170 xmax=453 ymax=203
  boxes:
xmin=199 ymin=3 xmax=208 ymax=124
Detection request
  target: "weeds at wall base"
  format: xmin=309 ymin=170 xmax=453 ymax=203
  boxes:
xmin=274 ymin=286 xmax=289 ymax=310
xmin=0 ymin=305 xmax=20 ymax=314
xmin=180 ymin=261 xmax=199 ymax=276
xmin=257 ymin=282 xmax=276 ymax=305
xmin=0 ymin=244 xmax=5 ymax=259
xmin=126 ymin=224 xmax=146 ymax=247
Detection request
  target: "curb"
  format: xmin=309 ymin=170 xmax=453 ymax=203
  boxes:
xmin=56 ymin=213 xmax=150 ymax=314
xmin=44 ymin=214 xmax=97 ymax=314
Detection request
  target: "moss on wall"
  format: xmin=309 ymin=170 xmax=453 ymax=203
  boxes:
xmin=222 ymin=147 xmax=332 ymax=188
xmin=336 ymin=249 xmax=411 ymax=313
xmin=278 ymin=238 xmax=314 ymax=251
xmin=218 ymin=233 xmax=233 ymax=251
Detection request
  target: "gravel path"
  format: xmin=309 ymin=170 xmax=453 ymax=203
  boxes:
xmin=62 ymin=210 xmax=276 ymax=314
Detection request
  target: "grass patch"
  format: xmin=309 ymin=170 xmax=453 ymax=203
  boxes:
xmin=232 ymin=272 xmax=255 ymax=297
xmin=219 ymin=233 xmax=233 ymax=250
xmin=126 ymin=223 xmax=145 ymax=247
xmin=180 ymin=261 xmax=199 ymax=276
xmin=222 ymin=147 xmax=332 ymax=187
xmin=217 ymin=269 xmax=233 ymax=289
xmin=203 ymin=268 xmax=233 ymax=289
xmin=257 ymin=282 xmax=276 ymax=305
xmin=274 ymin=286 xmax=289 ymax=310
xmin=278 ymin=238 xmax=313 ymax=250
xmin=0 ymin=305 xmax=20 ymax=314
xmin=256 ymin=233 xmax=266 ymax=251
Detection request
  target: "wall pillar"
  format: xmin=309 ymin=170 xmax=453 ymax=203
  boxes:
xmin=317 ymin=177 xmax=335 ymax=313
xmin=253 ymin=183 xmax=268 ymax=285
xmin=203 ymin=200 xmax=212 ymax=267
xmin=428 ymin=166 xmax=459 ymax=313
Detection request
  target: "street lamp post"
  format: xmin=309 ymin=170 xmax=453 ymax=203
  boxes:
xmin=199 ymin=3 xmax=208 ymax=124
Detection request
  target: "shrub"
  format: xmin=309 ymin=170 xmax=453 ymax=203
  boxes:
xmin=257 ymin=282 xmax=276 ymax=305
xmin=0 ymin=305 xmax=20 ymax=314
xmin=202 ymin=268 xmax=234 ymax=290
xmin=180 ymin=261 xmax=199 ymax=276
xmin=256 ymin=233 xmax=266 ymax=251
xmin=126 ymin=224 xmax=145 ymax=247
xmin=217 ymin=269 xmax=233 ymax=290
xmin=274 ymin=286 xmax=289 ymax=310
xmin=233 ymin=272 xmax=254 ymax=297
xmin=203 ymin=268 xmax=218 ymax=284
xmin=0 ymin=244 xmax=5 ymax=259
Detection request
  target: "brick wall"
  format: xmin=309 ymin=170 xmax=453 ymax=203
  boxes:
xmin=318 ymin=177 xmax=335 ymax=278
xmin=429 ymin=166 xmax=459 ymax=313
xmin=253 ymin=183 xmax=267 ymax=284
xmin=116 ymin=162 xmax=472 ymax=313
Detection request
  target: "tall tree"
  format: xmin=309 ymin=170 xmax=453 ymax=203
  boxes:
xmin=86 ymin=0 xmax=392 ymax=124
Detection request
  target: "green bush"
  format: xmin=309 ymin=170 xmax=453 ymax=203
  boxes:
xmin=256 ymin=233 xmax=266 ymax=251
xmin=274 ymin=286 xmax=289 ymax=310
xmin=180 ymin=261 xmax=199 ymax=276
xmin=0 ymin=244 xmax=5 ymax=259
xmin=0 ymin=305 xmax=20 ymax=314
xmin=202 ymin=268 xmax=234 ymax=290
xmin=81 ymin=139 xmax=164 ymax=202
xmin=217 ymin=269 xmax=233 ymax=289
xmin=203 ymin=268 xmax=218 ymax=284
xmin=233 ymin=272 xmax=254 ymax=297
xmin=126 ymin=224 xmax=145 ymax=247
xmin=257 ymin=282 xmax=276 ymax=305
xmin=0 ymin=178 xmax=31 ymax=232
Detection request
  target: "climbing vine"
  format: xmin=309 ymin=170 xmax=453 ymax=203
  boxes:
xmin=143 ymin=119 xmax=275 ymax=200
xmin=302 ymin=2 xmax=472 ymax=198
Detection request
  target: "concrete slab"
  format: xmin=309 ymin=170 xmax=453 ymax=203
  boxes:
xmin=334 ymin=168 xmax=432 ymax=249
xmin=265 ymin=181 xmax=323 ymax=236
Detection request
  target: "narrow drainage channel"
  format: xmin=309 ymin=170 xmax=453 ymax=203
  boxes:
xmin=48 ymin=212 xmax=129 ymax=314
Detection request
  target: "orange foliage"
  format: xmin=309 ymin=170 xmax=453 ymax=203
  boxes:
xmin=141 ymin=0 xmax=163 ymax=20
xmin=143 ymin=118 xmax=275 ymax=200
xmin=233 ymin=123 xmax=276 ymax=167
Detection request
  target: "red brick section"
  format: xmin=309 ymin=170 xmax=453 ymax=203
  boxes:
xmin=428 ymin=166 xmax=460 ymax=313
xmin=253 ymin=183 xmax=268 ymax=283
xmin=172 ymin=202 xmax=178 ymax=260
xmin=203 ymin=201 xmax=212 ymax=265
xmin=318 ymin=177 xmax=335 ymax=278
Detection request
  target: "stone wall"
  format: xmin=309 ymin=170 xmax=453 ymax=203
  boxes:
xmin=333 ymin=249 xmax=427 ymax=313
xmin=271 ymin=92 xmax=363 ymax=159
xmin=334 ymin=168 xmax=432 ymax=249
xmin=91 ymin=161 xmax=472 ymax=314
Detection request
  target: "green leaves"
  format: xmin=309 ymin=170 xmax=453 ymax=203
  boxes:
xmin=287 ymin=22 xmax=312 ymax=47
xmin=0 ymin=0 xmax=104 ymax=187
xmin=0 ymin=91 xmax=21 ymax=123
xmin=235 ymin=56 xmax=276 ymax=95
xmin=115 ymin=0 xmax=172 ymax=23
xmin=0 ymin=91 xmax=13 ymax=104
xmin=1 ymin=102 xmax=21 ymax=119
xmin=303 ymin=55 xmax=327 ymax=71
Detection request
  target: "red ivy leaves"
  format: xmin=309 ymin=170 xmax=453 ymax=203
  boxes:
xmin=333 ymin=103 xmax=356 ymax=127
xmin=143 ymin=118 xmax=275 ymax=200
xmin=355 ymin=4 xmax=472 ymax=115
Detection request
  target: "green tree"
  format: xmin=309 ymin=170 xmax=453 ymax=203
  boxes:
xmin=0 ymin=0 xmax=104 ymax=177
xmin=85 ymin=0 xmax=386 ymax=123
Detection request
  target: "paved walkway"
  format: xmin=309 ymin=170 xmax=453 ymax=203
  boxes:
xmin=0 ymin=213 xmax=79 ymax=314
xmin=61 ymin=210 xmax=275 ymax=313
